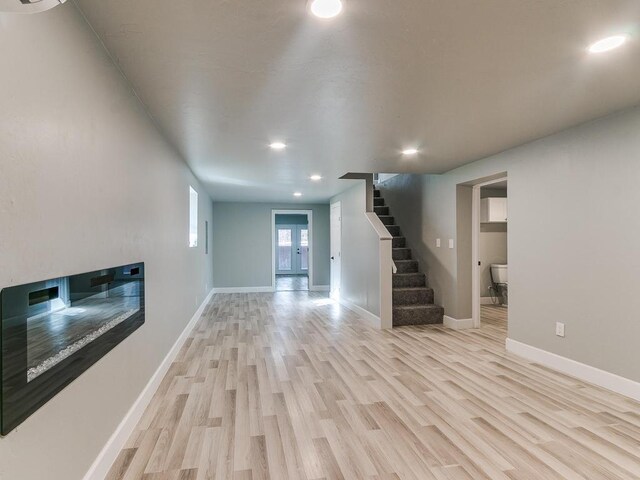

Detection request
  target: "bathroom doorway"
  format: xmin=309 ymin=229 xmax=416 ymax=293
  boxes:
xmin=271 ymin=210 xmax=313 ymax=292
xmin=472 ymin=177 xmax=508 ymax=328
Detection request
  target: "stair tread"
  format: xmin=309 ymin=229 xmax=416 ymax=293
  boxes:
xmin=393 ymin=287 xmax=431 ymax=291
xmin=394 ymin=304 xmax=443 ymax=310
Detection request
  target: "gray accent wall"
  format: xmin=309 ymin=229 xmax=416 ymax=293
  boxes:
xmin=212 ymin=203 xmax=330 ymax=288
xmin=0 ymin=5 xmax=213 ymax=480
xmin=330 ymin=182 xmax=381 ymax=316
xmin=379 ymin=105 xmax=640 ymax=383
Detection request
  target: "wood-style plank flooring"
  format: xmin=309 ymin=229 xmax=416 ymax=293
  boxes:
xmin=106 ymin=293 xmax=640 ymax=479
xmin=275 ymin=275 xmax=309 ymax=292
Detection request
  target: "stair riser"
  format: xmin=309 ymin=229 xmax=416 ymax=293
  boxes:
xmin=373 ymin=190 xmax=381 ymax=197
xmin=392 ymin=237 xmax=406 ymax=248
xmin=393 ymin=274 xmax=426 ymax=288
xmin=393 ymin=306 xmax=444 ymax=326
xmin=374 ymin=206 xmax=389 ymax=215
xmin=387 ymin=226 xmax=401 ymax=236
xmin=392 ymin=249 xmax=412 ymax=260
xmin=374 ymin=198 xmax=385 ymax=206
xmin=393 ymin=289 xmax=434 ymax=305
xmin=395 ymin=261 xmax=418 ymax=273
xmin=378 ymin=216 xmax=395 ymax=226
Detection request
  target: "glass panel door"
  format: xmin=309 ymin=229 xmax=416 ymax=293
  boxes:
xmin=299 ymin=228 xmax=309 ymax=271
xmin=275 ymin=223 xmax=309 ymax=275
xmin=276 ymin=228 xmax=293 ymax=273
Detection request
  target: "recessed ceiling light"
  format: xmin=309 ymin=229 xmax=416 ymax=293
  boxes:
xmin=402 ymin=148 xmax=419 ymax=156
xmin=588 ymin=35 xmax=627 ymax=54
xmin=293 ymin=192 xmax=303 ymax=197
xmin=310 ymin=0 xmax=343 ymax=18
xmin=269 ymin=142 xmax=287 ymax=150
xmin=310 ymin=175 xmax=323 ymax=181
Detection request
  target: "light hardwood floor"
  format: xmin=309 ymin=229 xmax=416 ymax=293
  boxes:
xmin=106 ymin=294 xmax=640 ymax=479
xmin=275 ymin=275 xmax=309 ymax=292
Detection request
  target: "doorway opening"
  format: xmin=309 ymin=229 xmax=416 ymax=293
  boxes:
xmin=272 ymin=210 xmax=313 ymax=292
xmin=472 ymin=176 xmax=508 ymax=330
xmin=330 ymin=201 xmax=341 ymax=299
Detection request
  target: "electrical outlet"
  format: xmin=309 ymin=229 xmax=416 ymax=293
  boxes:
xmin=448 ymin=239 xmax=454 ymax=249
xmin=556 ymin=322 xmax=565 ymax=337
xmin=436 ymin=238 xmax=441 ymax=248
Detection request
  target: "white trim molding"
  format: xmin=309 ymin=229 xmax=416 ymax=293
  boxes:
xmin=364 ymin=212 xmax=393 ymax=329
xmin=337 ymin=296 xmax=382 ymax=329
xmin=212 ymin=286 xmax=274 ymax=294
xmin=443 ymin=315 xmax=474 ymax=330
xmin=83 ymin=288 xmax=215 ymax=480
xmin=506 ymin=338 xmax=640 ymax=402
xmin=471 ymin=175 xmax=508 ymax=328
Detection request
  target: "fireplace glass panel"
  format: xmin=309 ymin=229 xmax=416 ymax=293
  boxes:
xmin=25 ymin=269 xmax=142 ymax=382
xmin=1 ymin=263 xmax=145 ymax=435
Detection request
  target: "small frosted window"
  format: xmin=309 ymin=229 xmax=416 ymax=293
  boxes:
xmin=189 ymin=186 xmax=198 ymax=247
xmin=278 ymin=229 xmax=292 ymax=246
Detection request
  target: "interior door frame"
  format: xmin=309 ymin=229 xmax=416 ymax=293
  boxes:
xmin=271 ymin=209 xmax=314 ymax=291
xmin=471 ymin=176 xmax=508 ymax=328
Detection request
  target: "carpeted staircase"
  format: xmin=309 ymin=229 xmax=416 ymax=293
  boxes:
xmin=374 ymin=188 xmax=444 ymax=326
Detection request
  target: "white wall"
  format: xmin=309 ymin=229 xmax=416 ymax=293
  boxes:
xmin=330 ymin=182 xmax=381 ymax=316
xmin=211 ymin=202 xmax=330 ymax=289
xmin=0 ymin=5 xmax=213 ymax=480
xmin=379 ymin=105 xmax=640 ymax=383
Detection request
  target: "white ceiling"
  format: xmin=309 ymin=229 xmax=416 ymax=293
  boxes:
xmin=73 ymin=0 xmax=640 ymax=202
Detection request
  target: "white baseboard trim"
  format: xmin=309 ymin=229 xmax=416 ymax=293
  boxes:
xmin=443 ymin=315 xmax=474 ymax=330
xmin=337 ymin=297 xmax=381 ymax=329
xmin=212 ymin=286 xmax=274 ymax=293
xmin=310 ymin=285 xmax=330 ymax=292
xmin=506 ymin=338 xmax=640 ymax=402
xmin=83 ymin=288 xmax=215 ymax=480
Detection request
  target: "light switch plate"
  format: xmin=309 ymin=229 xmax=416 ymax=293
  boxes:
xmin=556 ymin=322 xmax=565 ymax=337
xmin=448 ymin=239 xmax=454 ymax=249
xmin=436 ymin=238 xmax=441 ymax=248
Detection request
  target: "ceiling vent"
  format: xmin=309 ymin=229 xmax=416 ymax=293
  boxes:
xmin=0 ymin=0 xmax=66 ymax=13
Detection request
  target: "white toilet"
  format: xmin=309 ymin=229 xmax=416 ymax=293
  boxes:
xmin=490 ymin=264 xmax=508 ymax=306
xmin=490 ymin=264 xmax=508 ymax=284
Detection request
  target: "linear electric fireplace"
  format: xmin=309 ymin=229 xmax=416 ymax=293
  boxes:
xmin=0 ymin=263 xmax=145 ymax=434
